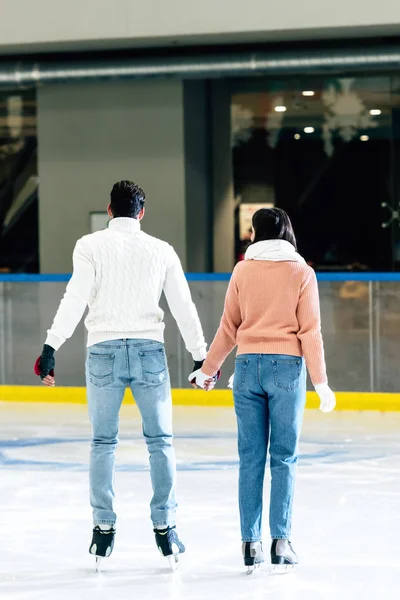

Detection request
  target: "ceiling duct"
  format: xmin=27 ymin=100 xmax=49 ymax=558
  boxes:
xmin=0 ymin=46 xmax=400 ymax=88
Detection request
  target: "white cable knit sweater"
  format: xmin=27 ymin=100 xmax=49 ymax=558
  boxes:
xmin=45 ymin=217 xmax=207 ymax=361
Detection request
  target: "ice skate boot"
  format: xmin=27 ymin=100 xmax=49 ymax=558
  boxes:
xmin=89 ymin=525 xmax=116 ymax=572
xmin=242 ymin=541 xmax=264 ymax=574
xmin=270 ymin=539 xmax=298 ymax=574
xmin=154 ymin=526 xmax=185 ymax=571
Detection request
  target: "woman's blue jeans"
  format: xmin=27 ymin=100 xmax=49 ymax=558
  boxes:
xmin=233 ymin=354 xmax=306 ymax=541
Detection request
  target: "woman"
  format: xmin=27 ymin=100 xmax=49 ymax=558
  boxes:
xmin=191 ymin=208 xmax=335 ymax=573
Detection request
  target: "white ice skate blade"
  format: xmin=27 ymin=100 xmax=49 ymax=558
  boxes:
xmin=246 ymin=563 xmax=261 ymax=575
xmin=95 ymin=557 xmax=102 ymax=574
xmin=269 ymin=564 xmax=295 ymax=575
xmin=167 ymin=554 xmax=180 ymax=572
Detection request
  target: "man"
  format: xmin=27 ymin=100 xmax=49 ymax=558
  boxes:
xmin=35 ymin=180 xmax=208 ymax=570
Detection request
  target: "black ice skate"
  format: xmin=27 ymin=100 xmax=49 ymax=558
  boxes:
xmin=242 ymin=541 xmax=264 ymax=574
xmin=154 ymin=526 xmax=185 ymax=571
xmin=89 ymin=525 xmax=116 ymax=571
xmin=270 ymin=539 xmax=298 ymax=574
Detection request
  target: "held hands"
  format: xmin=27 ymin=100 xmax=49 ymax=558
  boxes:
xmin=188 ymin=360 xmax=220 ymax=391
xmin=314 ymin=383 xmax=336 ymax=412
xmin=34 ymin=344 xmax=56 ymax=387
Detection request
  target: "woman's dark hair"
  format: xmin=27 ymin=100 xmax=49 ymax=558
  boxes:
xmin=251 ymin=208 xmax=297 ymax=249
xmin=110 ymin=180 xmax=145 ymax=219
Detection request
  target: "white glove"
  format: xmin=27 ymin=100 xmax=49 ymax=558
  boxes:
xmin=188 ymin=369 xmax=215 ymax=390
xmin=315 ymin=383 xmax=336 ymax=413
xmin=228 ymin=374 xmax=234 ymax=389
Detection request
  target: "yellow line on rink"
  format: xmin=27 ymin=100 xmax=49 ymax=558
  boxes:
xmin=0 ymin=385 xmax=89 ymax=404
xmin=0 ymin=386 xmax=400 ymax=411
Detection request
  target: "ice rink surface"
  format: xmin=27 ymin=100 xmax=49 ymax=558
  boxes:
xmin=0 ymin=401 xmax=399 ymax=600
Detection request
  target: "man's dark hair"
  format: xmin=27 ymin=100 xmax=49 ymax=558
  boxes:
xmin=110 ymin=180 xmax=145 ymax=219
xmin=252 ymin=207 xmax=297 ymax=249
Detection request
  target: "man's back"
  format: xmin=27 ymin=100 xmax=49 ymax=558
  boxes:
xmin=82 ymin=217 xmax=172 ymax=344
xmin=45 ymin=216 xmax=206 ymax=361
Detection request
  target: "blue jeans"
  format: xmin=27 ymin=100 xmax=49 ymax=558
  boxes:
xmin=86 ymin=339 xmax=177 ymax=528
xmin=233 ymin=354 xmax=306 ymax=542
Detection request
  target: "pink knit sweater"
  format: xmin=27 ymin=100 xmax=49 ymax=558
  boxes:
xmin=202 ymin=260 xmax=327 ymax=386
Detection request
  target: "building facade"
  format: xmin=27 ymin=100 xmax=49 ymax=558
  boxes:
xmin=1 ymin=1 xmax=400 ymax=272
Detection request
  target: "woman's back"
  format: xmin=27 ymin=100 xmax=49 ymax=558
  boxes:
xmin=234 ymin=259 xmax=312 ymax=354
xmin=204 ymin=258 xmax=327 ymax=386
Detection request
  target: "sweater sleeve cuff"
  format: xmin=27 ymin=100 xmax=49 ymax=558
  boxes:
xmin=191 ymin=348 xmax=207 ymax=362
xmin=45 ymin=332 xmax=66 ymax=351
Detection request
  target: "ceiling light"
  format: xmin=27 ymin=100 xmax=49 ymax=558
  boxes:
xmin=302 ymin=91 xmax=315 ymax=97
xmin=294 ymin=134 xmax=301 ymax=140
xmin=369 ymin=109 xmax=381 ymax=116
xmin=304 ymin=127 xmax=315 ymax=134
xmin=360 ymin=135 xmax=369 ymax=142
xmin=274 ymin=106 xmax=287 ymax=112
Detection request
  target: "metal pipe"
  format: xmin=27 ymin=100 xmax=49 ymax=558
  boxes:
xmin=1 ymin=46 xmax=400 ymax=88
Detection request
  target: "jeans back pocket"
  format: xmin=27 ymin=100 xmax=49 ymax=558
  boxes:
xmin=233 ymin=358 xmax=249 ymax=391
xmin=139 ymin=348 xmax=167 ymax=385
xmin=272 ymin=359 xmax=301 ymax=392
xmin=88 ymin=353 xmax=115 ymax=387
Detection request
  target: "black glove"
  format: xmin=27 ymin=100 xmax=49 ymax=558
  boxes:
xmin=192 ymin=360 xmax=205 ymax=373
xmin=34 ymin=344 xmax=55 ymax=379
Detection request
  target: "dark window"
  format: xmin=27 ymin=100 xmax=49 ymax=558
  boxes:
xmin=0 ymin=90 xmax=38 ymax=273
xmin=232 ymin=76 xmax=400 ymax=271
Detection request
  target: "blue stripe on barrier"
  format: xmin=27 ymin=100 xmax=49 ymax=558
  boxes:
xmin=186 ymin=273 xmax=232 ymax=281
xmin=191 ymin=272 xmax=400 ymax=282
xmin=0 ymin=274 xmax=71 ymax=282
xmin=1 ymin=272 xmax=400 ymax=282
xmin=315 ymin=272 xmax=400 ymax=282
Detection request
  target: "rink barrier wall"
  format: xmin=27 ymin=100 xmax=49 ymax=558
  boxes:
xmin=2 ymin=272 xmax=400 ymax=408
xmin=0 ymin=386 xmax=400 ymax=410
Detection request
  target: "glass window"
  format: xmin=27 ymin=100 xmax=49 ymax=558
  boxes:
xmin=232 ymin=76 xmax=398 ymax=270
xmin=0 ymin=90 xmax=38 ymax=272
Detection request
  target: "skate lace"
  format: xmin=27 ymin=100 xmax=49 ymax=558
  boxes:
xmin=157 ymin=527 xmax=182 ymax=546
xmin=169 ymin=530 xmax=178 ymax=541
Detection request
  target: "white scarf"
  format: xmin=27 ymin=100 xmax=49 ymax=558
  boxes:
xmin=245 ymin=239 xmax=306 ymax=264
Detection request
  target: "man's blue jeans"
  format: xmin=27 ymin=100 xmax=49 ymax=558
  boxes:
xmin=233 ymin=354 xmax=306 ymax=541
xmin=86 ymin=339 xmax=177 ymax=528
